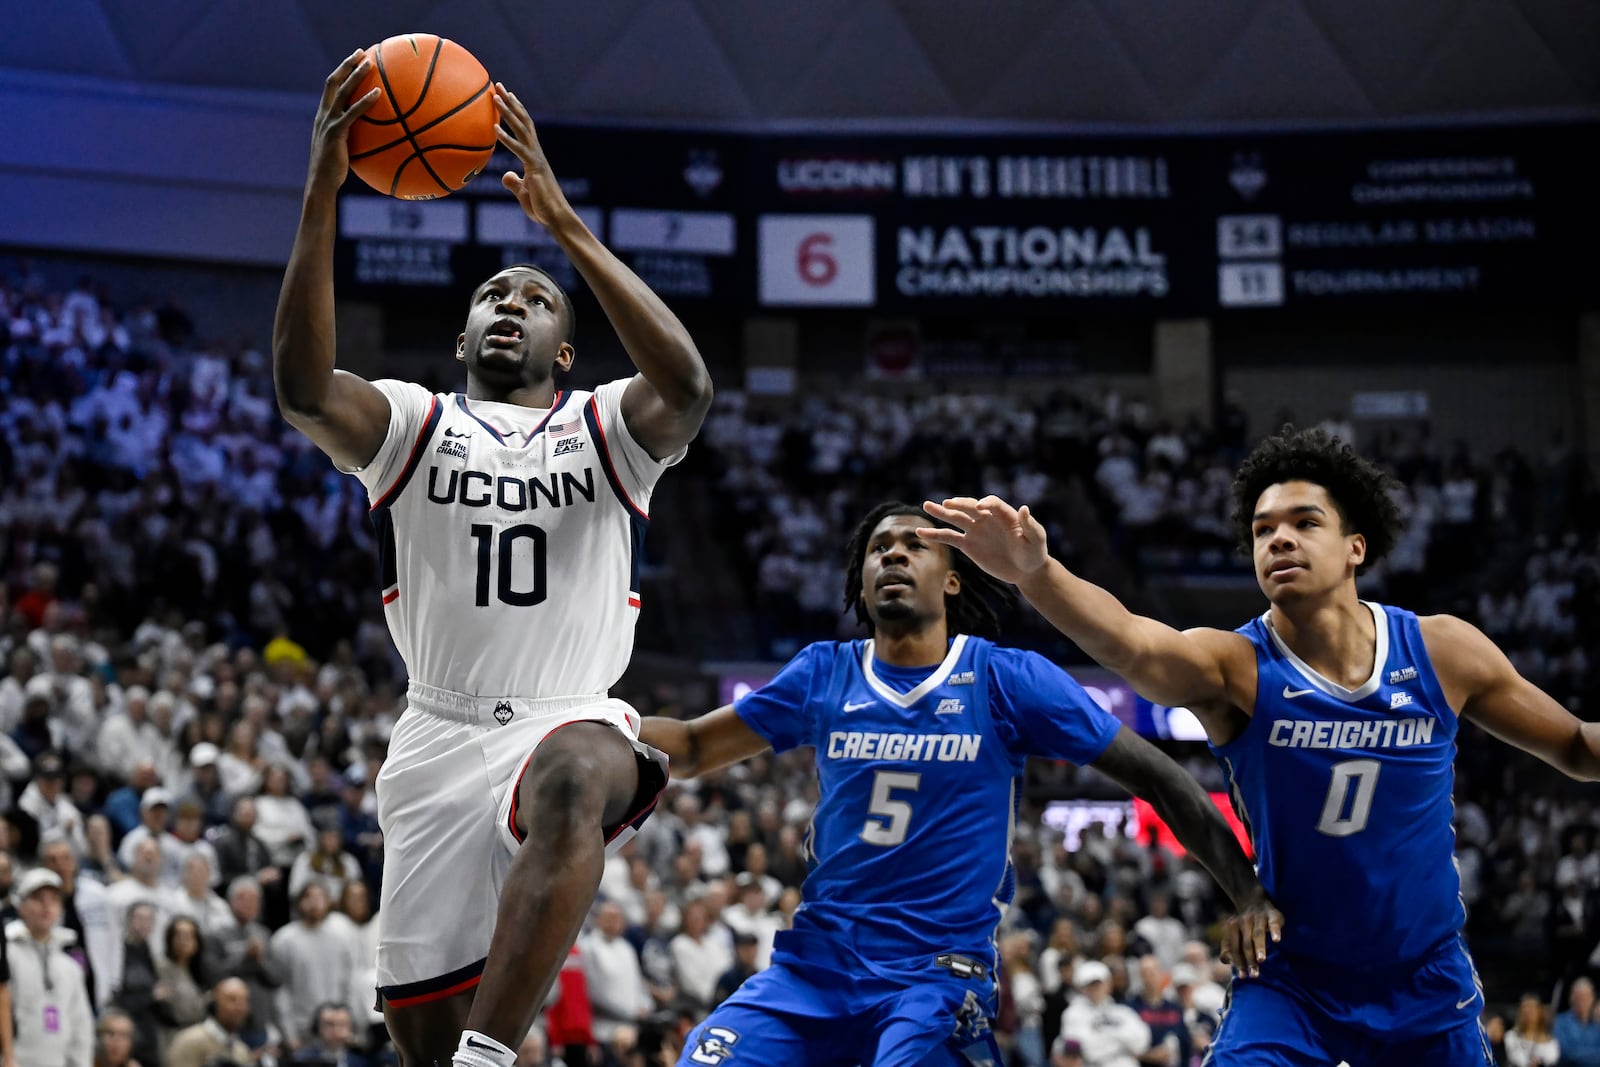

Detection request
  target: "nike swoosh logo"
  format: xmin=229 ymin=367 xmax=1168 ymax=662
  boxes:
xmin=465 ymin=1037 xmax=499 ymax=1051
xmin=1282 ymin=686 xmax=1316 ymax=699
xmin=1457 ymin=993 xmax=1478 ymax=1010
xmin=444 ymin=428 xmax=473 ymax=438
xmin=843 ymin=701 xmax=874 ymax=712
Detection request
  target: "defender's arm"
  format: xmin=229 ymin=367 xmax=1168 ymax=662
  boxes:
xmin=639 ymin=706 xmax=772 ymax=780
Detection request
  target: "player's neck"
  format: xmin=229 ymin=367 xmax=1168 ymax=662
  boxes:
xmin=872 ymin=623 xmax=951 ymax=668
xmin=465 ymin=378 xmax=558 ymax=408
xmin=1268 ymin=591 xmax=1375 ymax=689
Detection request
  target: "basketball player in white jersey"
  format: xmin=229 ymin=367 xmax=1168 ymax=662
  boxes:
xmin=273 ymin=55 xmax=713 ymax=1067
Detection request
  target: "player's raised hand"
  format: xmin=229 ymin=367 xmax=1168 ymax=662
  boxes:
xmin=494 ymin=84 xmax=571 ymax=228
xmin=919 ymin=496 xmax=1051 ymax=585
xmin=1217 ymin=887 xmax=1283 ymax=979
xmin=308 ymin=50 xmax=381 ymax=193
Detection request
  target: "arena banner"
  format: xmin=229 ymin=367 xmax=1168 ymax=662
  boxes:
xmin=334 ymin=120 xmax=1596 ymax=315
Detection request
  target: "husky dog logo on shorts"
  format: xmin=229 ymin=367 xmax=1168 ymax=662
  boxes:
xmin=689 ymin=1026 xmax=740 ymax=1065
xmin=494 ymin=700 xmax=514 ymax=725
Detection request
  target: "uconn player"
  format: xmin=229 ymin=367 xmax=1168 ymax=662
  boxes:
xmin=924 ymin=428 xmax=1600 ymax=1066
xmin=641 ymin=503 xmax=1280 ymax=1067
xmin=273 ymin=61 xmax=711 ymax=1067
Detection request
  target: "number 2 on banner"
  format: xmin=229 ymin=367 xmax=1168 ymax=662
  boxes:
xmin=798 ymin=233 xmax=838 ymax=287
xmin=1316 ymin=759 xmax=1380 ymax=837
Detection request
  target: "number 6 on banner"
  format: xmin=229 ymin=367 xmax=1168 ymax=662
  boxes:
xmin=759 ymin=215 xmax=876 ymax=306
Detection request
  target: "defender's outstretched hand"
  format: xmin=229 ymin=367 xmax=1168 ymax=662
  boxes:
xmin=494 ymin=84 xmax=571 ymax=227
xmin=1218 ymin=888 xmax=1285 ymax=979
xmin=307 ymin=50 xmax=381 ymax=194
xmin=920 ymin=496 xmax=1051 ymax=586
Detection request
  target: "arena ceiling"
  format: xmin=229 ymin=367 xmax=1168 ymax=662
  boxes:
xmin=3 ymin=0 xmax=1597 ymax=125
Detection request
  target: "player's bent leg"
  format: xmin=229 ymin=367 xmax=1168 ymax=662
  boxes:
xmin=1364 ymin=1016 xmax=1497 ymax=1067
xmin=677 ymin=1001 xmax=857 ymax=1067
xmin=458 ymin=721 xmax=645 ymax=1059
xmin=383 ymin=991 xmax=473 ymax=1067
xmin=1204 ymin=979 xmax=1339 ymax=1067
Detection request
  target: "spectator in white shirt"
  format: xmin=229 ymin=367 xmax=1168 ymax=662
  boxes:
xmin=581 ymin=902 xmax=652 ymax=1045
xmin=670 ymin=900 xmax=732 ymax=1011
xmin=1131 ymin=893 xmax=1187 ymax=972
xmin=96 ymin=686 xmax=166 ymax=783
xmin=17 ymin=751 xmax=90 ymax=856
xmin=270 ymin=883 xmax=359 ymax=1050
xmin=720 ymin=875 xmax=781 ymax=970
xmin=172 ymin=853 xmax=232 ymax=936
xmin=253 ymin=763 xmax=317 ymax=870
xmin=117 ymin=788 xmax=174 ymax=873
xmin=1059 ymin=961 xmax=1151 ymax=1067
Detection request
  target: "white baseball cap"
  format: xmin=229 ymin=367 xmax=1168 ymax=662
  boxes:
xmin=12 ymin=868 xmax=63 ymax=903
xmin=1073 ymin=960 xmax=1112 ymax=988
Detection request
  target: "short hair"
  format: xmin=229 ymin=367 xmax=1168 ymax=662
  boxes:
xmin=842 ymin=502 xmax=1014 ymax=639
xmin=472 ymin=264 xmax=576 ymax=346
xmin=1230 ymin=426 xmax=1404 ymax=576
xmin=227 ymin=875 xmax=261 ymax=902
xmin=311 ymin=1001 xmax=352 ymax=1032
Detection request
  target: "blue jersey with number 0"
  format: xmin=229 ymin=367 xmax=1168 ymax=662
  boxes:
xmin=734 ymin=634 xmax=1120 ymax=979
xmin=1211 ymin=602 xmax=1466 ymax=969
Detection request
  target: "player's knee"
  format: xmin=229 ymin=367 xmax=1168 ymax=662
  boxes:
xmin=516 ymin=725 xmax=636 ymax=838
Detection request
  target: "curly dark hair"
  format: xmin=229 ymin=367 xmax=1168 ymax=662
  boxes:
xmin=1230 ymin=426 xmax=1404 ymax=576
xmin=842 ymin=502 xmax=1015 ymax=639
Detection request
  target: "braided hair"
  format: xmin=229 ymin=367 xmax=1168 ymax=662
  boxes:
xmin=842 ymin=502 xmax=1015 ymax=639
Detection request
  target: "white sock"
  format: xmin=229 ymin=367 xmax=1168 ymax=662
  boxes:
xmin=452 ymin=1029 xmax=516 ymax=1067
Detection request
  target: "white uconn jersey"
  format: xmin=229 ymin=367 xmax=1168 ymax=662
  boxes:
xmin=347 ymin=377 xmax=682 ymax=698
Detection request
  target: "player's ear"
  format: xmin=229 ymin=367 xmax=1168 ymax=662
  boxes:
xmin=1348 ymin=532 xmax=1366 ymax=570
xmin=944 ymin=569 xmax=961 ymax=596
xmin=456 ymin=333 xmax=467 ymax=363
xmin=555 ymin=341 xmax=575 ymax=372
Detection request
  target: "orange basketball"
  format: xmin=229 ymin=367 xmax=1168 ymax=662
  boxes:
xmin=347 ymin=34 xmax=497 ymax=200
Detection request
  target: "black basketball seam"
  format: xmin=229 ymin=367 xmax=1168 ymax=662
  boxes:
xmin=375 ymin=37 xmax=451 ymax=196
xmin=349 ymin=79 xmax=495 ymax=161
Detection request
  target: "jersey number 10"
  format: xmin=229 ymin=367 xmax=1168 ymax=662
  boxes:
xmin=471 ymin=524 xmax=548 ymax=607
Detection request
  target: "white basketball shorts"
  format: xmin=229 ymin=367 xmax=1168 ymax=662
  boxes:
xmin=373 ymin=681 xmax=668 ymax=1008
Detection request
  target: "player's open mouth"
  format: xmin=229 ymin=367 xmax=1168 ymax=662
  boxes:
xmin=485 ymin=320 xmax=524 ymax=347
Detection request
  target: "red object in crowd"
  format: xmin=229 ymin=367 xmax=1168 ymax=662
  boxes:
xmin=14 ymin=589 xmax=54 ymax=629
xmin=545 ymin=944 xmax=596 ymax=1047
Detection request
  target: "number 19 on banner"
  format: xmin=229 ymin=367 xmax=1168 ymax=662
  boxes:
xmin=758 ymin=215 xmax=876 ymax=306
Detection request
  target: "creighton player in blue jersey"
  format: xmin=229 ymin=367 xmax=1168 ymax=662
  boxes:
xmin=639 ymin=502 xmax=1280 ymax=1067
xmin=923 ymin=427 xmax=1600 ymax=1067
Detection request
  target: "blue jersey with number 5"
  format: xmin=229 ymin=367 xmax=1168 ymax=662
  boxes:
xmin=1211 ymin=602 xmax=1464 ymax=969
xmin=735 ymin=635 xmax=1119 ymax=978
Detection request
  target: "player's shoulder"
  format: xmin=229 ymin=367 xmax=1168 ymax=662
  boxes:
xmin=1416 ymin=612 xmax=1497 ymax=672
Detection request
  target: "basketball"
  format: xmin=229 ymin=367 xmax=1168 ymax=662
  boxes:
xmin=346 ymin=34 xmax=497 ymax=200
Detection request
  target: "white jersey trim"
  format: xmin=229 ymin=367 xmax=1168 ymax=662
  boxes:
xmin=1264 ymin=600 xmax=1388 ymax=704
xmin=859 ymin=634 xmax=970 ymax=708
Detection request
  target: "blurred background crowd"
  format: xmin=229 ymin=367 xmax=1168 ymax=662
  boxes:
xmin=3 ymin=267 xmax=1599 ymax=1067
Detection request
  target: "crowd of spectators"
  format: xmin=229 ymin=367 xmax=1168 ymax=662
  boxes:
xmin=5 ymin=263 xmax=1600 ymax=1066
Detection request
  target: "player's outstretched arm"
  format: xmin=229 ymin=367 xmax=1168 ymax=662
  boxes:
xmin=921 ymin=497 xmax=1243 ymax=711
xmin=638 ymin=706 xmax=772 ymax=780
xmin=272 ymin=51 xmax=392 ymax=472
xmin=1425 ymin=614 xmax=1600 ymax=781
xmin=1090 ymin=726 xmax=1283 ymax=975
xmin=494 ymin=86 xmax=713 ymax=460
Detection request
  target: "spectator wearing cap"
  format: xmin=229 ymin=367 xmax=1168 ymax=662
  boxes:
xmin=116 ymin=788 xmax=172 ymax=872
xmin=580 ymin=902 xmax=652 ymax=1046
xmin=1059 ymin=960 xmax=1150 ymax=1067
xmin=39 ymin=833 xmax=116 ymax=1011
xmin=1166 ymin=963 xmax=1217 ymax=1055
xmin=11 ymin=676 xmax=64 ymax=762
xmin=102 ymin=762 xmax=159 ymax=840
xmin=5 ymin=868 xmax=94 ymax=1067
xmin=286 ymin=816 xmax=361 ymax=905
xmin=95 ymin=689 xmax=163 ymax=788
xmin=18 ymin=752 xmax=89 ymax=856
xmin=178 ymin=743 xmax=232 ymax=829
